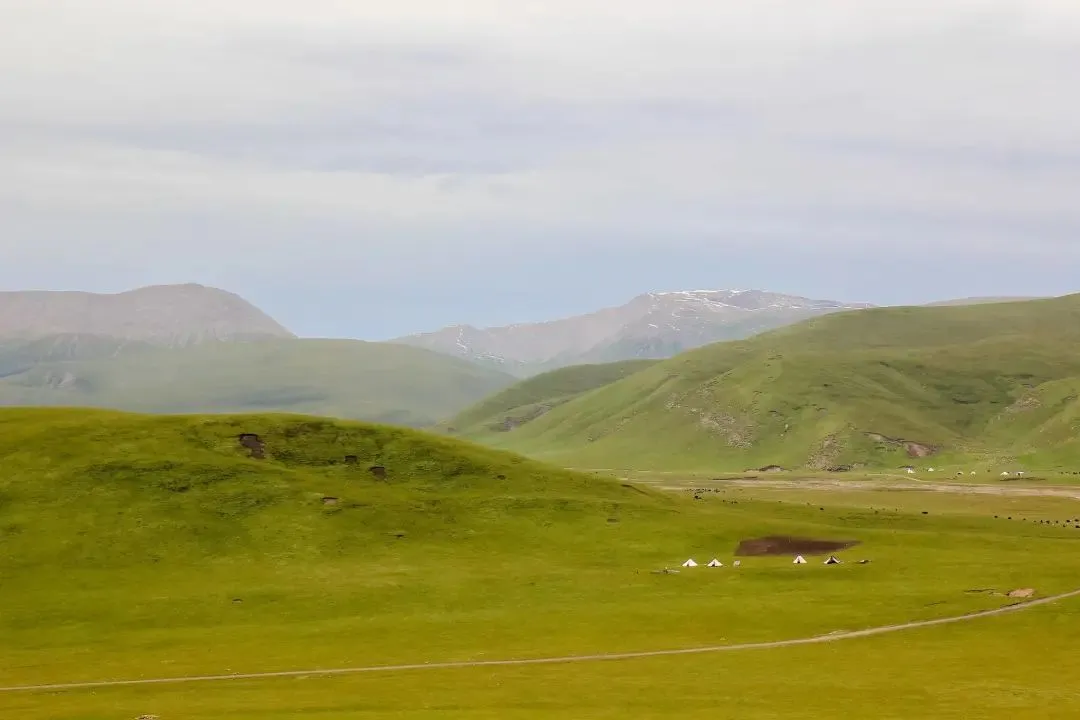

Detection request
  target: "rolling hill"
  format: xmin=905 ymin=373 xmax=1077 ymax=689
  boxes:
xmin=469 ymin=294 xmax=1080 ymax=471
xmin=443 ymin=359 xmax=658 ymax=435
xmin=0 ymin=283 xmax=294 ymax=345
xmin=393 ymin=290 xmax=872 ymax=375
xmin=6 ymin=408 xmax=1080 ymax=720
xmin=0 ymin=283 xmax=516 ymax=426
xmin=0 ymin=338 xmax=515 ymax=427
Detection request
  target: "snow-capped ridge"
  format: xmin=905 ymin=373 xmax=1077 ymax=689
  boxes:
xmin=392 ymin=288 xmax=876 ymax=373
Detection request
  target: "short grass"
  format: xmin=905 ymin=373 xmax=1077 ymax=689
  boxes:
xmin=8 ymin=600 xmax=1080 ymax=719
xmin=476 ymin=294 xmax=1080 ymax=471
xmin=442 ymin=359 xmax=657 ymax=436
xmin=0 ymin=338 xmax=515 ymax=427
xmin=4 ymin=408 xmax=1080 ymax=717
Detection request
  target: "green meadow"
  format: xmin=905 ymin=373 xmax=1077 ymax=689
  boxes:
xmin=3 ymin=408 xmax=1080 ymax=717
xmin=466 ymin=295 xmax=1080 ymax=472
xmin=0 ymin=337 xmax=514 ymax=427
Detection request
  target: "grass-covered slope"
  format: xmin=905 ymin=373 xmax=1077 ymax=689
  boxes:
xmin=5 ymin=408 xmax=1080 ymax=719
xmin=443 ymin=359 xmax=658 ymax=436
xmin=0 ymin=408 xmax=655 ymax=572
xmin=482 ymin=295 xmax=1080 ymax=471
xmin=0 ymin=338 xmax=515 ymax=427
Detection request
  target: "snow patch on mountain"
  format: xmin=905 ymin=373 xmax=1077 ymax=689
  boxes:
xmin=391 ymin=289 xmax=874 ymax=375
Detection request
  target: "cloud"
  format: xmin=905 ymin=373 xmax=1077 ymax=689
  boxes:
xmin=1 ymin=0 xmax=1079 ymax=334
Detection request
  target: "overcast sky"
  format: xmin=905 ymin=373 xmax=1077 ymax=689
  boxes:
xmin=2 ymin=1 xmax=1078 ymax=338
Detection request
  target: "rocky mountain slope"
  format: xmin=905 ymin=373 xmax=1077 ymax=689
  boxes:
xmin=0 ymin=283 xmax=295 ymax=346
xmin=392 ymin=290 xmax=872 ymax=375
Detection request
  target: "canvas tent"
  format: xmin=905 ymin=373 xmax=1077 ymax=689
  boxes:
xmin=706 ymin=559 xmax=723 ymax=568
xmin=793 ymin=555 xmax=807 ymax=564
xmin=824 ymin=556 xmax=841 ymax=565
xmin=681 ymin=559 xmax=698 ymax=568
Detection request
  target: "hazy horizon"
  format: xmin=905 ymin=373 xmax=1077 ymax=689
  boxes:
xmin=3 ymin=1 xmax=1078 ymax=339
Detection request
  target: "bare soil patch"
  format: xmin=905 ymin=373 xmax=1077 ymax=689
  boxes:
xmin=237 ymin=433 xmax=265 ymax=459
xmin=735 ymin=535 xmax=861 ymax=557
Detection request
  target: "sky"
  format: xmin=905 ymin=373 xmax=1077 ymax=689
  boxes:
xmin=1 ymin=0 xmax=1078 ymax=339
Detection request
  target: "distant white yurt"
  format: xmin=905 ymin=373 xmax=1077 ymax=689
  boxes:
xmin=682 ymin=559 xmax=698 ymax=568
xmin=824 ymin=556 xmax=841 ymax=565
xmin=706 ymin=559 xmax=723 ymax=568
xmin=793 ymin=555 xmax=807 ymax=564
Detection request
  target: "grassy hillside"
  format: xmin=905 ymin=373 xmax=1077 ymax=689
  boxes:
xmin=4 ymin=408 xmax=1080 ymax=718
xmin=0 ymin=337 xmax=514 ymax=427
xmin=477 ymin=294 xmax=1080 ymax=471
xmin=444 ymin=359 xmax=658 ymax=435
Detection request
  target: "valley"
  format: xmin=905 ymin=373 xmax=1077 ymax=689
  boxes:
xmin=4 ymin=292 xmax=1080 ymax=718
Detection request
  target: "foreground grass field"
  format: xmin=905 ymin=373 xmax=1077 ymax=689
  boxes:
xmin=7 ymin=599 xmax=1080 ymax=719
xmin=3 ymin=408 xmax=1080 ymax=717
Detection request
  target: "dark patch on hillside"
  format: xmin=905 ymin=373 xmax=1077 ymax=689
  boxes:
xmin=238 ymin=433 xmax=265 ymax=459
xmin=736 ymin=535 xmax=861 ymax=557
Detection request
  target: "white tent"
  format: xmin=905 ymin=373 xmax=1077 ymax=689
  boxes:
xmin=681 ymin=559 xmax=698 ymax=568
xmin=824 ymin=556 xmax=841 ymax=565
xmin=793 ymin=555 xmax=807 ymax=564
xmin=706 ymin=559 xmax=723 ymax=568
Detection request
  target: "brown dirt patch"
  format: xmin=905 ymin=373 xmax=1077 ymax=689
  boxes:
xmin=369 ymin=465 xmax=387 ymax=480
xmin=735 ymin=535 xmax=861 ymax=557
xmin=237 ymin=433 xmax=265 ymax=459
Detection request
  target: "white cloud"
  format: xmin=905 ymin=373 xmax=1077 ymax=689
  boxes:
xmin=1 ymin=0 xmax=1079 ymax=300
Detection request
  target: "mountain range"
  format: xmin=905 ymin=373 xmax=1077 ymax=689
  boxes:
xmin=0 ymin=283 xmax=1057 ymax=437
xmin=0 ymin=283 xmax=294 ymax=346
xmin=456 ymin=294 xmax=1080 ymax=471
xmin=393 ymin=290 xmax=873 ymax=375
xmin=0 ymin=284 xmax=514 ymax=426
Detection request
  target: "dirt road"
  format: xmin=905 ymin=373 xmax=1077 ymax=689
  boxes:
xmin=2 ymin=589 xmax=1078 ymax=694
xmin=665 ymin=477 xmax=1080 ymax=500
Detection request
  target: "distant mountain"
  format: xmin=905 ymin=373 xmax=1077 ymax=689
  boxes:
xmin=0 ymin=283 xmax=294 ymax=346
xmin=393 ymin=290 xmax=873 ymax=375
xmin=0 ymin=338 xmax=515 ymax=428
xmin=0 ymin=283 xmax=515 ymax=426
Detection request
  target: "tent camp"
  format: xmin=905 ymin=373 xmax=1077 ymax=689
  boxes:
xmin=706 ymin=559 xmax=723 ymax=568
xmin=681 ymin=559 xmax=698 ymax=568
xmin=793 ymin=555 xmax=807 ymax=564
xmin=824 ymin=556 xmax=842 ymax=565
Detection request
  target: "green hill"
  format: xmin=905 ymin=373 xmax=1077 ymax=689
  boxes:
xmin=6 ymin=408 xmax=1080 ymax=719
xmin=443 ymin=359 xmax=658 ymax=435
xmin=0 ymin=337 xmax=514 ymax=427
xmin=475 ymin=294 xmax=1080 ymax=471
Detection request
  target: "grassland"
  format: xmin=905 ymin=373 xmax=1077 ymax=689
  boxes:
xmin=442 ymin=359 xmax=658 ymax=435
xmin=0 ymin=338 xmax=514 ymax=427
xmin=470 ymin=294 xmax=1080 ymax=471
xmin=3 ymin=408 xmax=1080 ymax=717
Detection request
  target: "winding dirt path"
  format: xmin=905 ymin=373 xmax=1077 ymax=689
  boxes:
xmin=3 ymin=589 xmax=1078 ymax=694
